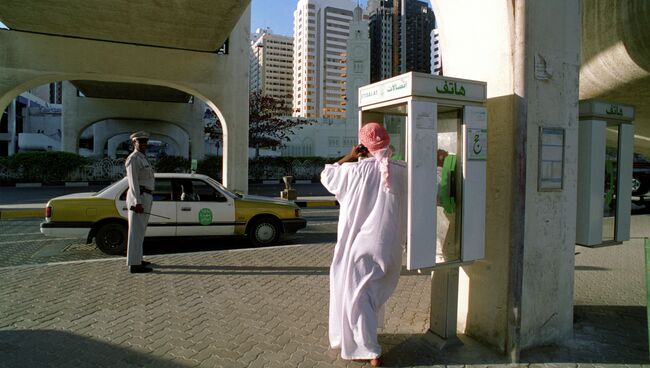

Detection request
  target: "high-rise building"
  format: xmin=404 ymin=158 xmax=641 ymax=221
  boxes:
xmin=249 ymin=28 xmax=294 ymax=106
xmin=367 ymin=0 xmax=436 ymax=83
xmin=292 ymin=0 xmax=356 ymax=120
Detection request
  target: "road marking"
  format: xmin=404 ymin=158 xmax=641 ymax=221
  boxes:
xmin=307 ymin=222 xmax=338 ymax=226
xmin=1 ymin=232 xmax=42 ymax=236
xmin=0 ymin=237 xmax=79 ymax=245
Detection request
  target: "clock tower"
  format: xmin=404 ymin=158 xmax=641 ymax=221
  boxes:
xmin=345 ymin=5 xmax=370 ymax=124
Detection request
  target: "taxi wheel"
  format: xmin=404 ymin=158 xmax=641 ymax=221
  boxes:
xmin=96 ymin=223 xmax=127 ymax=255
xmin=248 ymin=217 xmax=280 ymax=247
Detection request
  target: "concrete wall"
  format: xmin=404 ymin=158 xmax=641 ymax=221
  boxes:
xmin=431 ymin=0 xmax=580 ymax=354
xmin=0 ymin=5 xmax=251 ymax=193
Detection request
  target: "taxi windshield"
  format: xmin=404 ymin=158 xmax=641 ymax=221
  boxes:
xmin=93 ymin=178 xmax=125 ymax=196
xmin=204 ymin=177 xmax=241 ymax=199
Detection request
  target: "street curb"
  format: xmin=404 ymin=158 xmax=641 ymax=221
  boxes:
xmin=4 ymin=181 xmax=319 ymax=187
xmin=295 ymin=200 xmax=339 ymax=208
xmin=0 ymin=209 xmax=43 ymax=219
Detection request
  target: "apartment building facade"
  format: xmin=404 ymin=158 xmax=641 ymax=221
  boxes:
xmin=250 ymin=28 xmax=294 ymax=107
xmin=292 ymin=0 xmax=356 ymax=120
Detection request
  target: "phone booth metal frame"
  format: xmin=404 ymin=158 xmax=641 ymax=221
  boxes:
xmin=358 ymin=72 xmax=488 ymax=346
xmin=358 ymin=72 xmax=487 ymax=271
xmin=577 ymin=99 xmax=635 ymax=247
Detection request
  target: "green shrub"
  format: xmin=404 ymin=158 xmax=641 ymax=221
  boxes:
xmin=197 ymin=156 xmax=222 ymax=180
xmin=155 ymin=155 xmax=190 ymax=173
xmin=8 ymin=151 xmax=88 ymax=183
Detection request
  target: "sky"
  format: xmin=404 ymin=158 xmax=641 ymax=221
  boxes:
xmin=251 ymin=0 xmax=368 ymax=36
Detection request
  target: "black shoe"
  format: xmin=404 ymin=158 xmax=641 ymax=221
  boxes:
xmin=130 ymin=265 xmax=153 ymax=273
xmin=141 ymin=260 xmax=152 ymax=266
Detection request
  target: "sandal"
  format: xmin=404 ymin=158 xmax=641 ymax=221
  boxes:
xmin=352 ymin=357 xmax=382 ymax=367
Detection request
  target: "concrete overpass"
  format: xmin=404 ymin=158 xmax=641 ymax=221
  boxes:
xmin=0 ymin=0 xmax=252 ymax=193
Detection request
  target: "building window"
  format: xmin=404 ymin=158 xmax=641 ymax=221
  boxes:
xmin=328 ymin=137 xmax=340 ymax=147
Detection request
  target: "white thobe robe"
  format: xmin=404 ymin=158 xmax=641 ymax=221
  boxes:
xmin=321 ymin=157 xmax=407 ymax=360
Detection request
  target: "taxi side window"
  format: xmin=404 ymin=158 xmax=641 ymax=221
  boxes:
xmin=153 ymin=180 xmax=173 ymax=201
xmin=192 ymin=180 xmax=227 ymax=202
xmin=118 ymin=179 xmax=173 ymax=201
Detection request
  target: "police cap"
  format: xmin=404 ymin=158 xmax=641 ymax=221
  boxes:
xmin=130 ymin=131 xmax=150 ymax=141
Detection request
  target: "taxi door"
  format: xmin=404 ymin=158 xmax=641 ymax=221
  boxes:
xmin=117 ymin=178 xmax=177 ymax=236
xmin=174 ymin=178 xmax=235 ymax=236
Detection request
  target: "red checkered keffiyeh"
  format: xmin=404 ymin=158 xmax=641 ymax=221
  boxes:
xmin=359 ymin=123 xmax=392 ymax=192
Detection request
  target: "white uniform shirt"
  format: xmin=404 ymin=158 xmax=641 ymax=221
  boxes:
xmin=125 ymin=151 xmax=155 ymax=208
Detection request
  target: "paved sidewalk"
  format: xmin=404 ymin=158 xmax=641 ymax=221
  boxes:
xmin=0 ymin=233 xmax=648 ymax=367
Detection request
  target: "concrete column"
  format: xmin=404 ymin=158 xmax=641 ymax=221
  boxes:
xmin=92 ymin=123 xmax=104 ymax=157
xmin=203 ymin=4 xmax=250 ymax=193
xmin=189 ymin=101 xmax=206 ymax=160
xmin=8 ymin=99 xmax=16 ymax=155
xmin=107 ymin=135 xmax=124 ymax=158
xmin=61 ymin=82 xmax=80 ymax=153
xmin=430 ymin=0 xmax=580 ymax=356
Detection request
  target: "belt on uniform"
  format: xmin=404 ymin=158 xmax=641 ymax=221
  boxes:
xmin=139 ymin=186 xmax=153 ymax=194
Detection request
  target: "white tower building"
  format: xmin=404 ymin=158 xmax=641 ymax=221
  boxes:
xmin=345 ymin=5 xmax=370 ymax=124
xmin=430 ymin=27 xmax=442 ymax=75
xmin=250 ymin=28 xmax=294 ymax=107
xmin=292 ymin=0 xmax=356 ymax=120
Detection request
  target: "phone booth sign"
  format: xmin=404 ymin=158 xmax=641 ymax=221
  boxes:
xmin=358 ymin=72 xmax=487 ymax=270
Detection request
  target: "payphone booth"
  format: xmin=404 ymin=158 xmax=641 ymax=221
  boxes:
xmin=577 ymin=100 xmax=635 ymax=247
xmin=358 ymin=72 xmax=487 ymax=344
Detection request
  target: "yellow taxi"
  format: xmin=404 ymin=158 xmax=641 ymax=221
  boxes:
xmin=40 ymin=173 xmax=306 ymax=254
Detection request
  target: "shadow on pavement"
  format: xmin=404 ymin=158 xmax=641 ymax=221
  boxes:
xmin=142 ymin=232 xmax=336 ymax=256
xmin=151 ymin=264 xmax=330 ymax=276
xmin=522 ymin=305 xmax=649 ymax=364
xmin=380 ymin=305 xmax=649 ymax=366
xmin=379 ymin=332 xmax=508 ymax=366
xmin=0 ymin=330 xmax=185 ymax=368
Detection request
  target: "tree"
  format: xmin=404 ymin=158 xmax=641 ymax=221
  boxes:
xmin=204 ymin=92 xmax=313 ymax=157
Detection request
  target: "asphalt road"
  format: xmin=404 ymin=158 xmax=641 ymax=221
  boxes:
xmin=0 ymin=182 xmax=332 ymax=205
xmin=0 ymin=207 xmax=339 ymax=268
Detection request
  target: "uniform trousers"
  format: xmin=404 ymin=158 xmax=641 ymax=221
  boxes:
xmin=126 ymin=192 xmax=152 ymax=266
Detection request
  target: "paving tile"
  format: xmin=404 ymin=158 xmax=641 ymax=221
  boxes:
xmin=0 ymin=241 xmax=648 ymax=367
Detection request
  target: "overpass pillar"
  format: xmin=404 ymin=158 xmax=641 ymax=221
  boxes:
xmin=61 ymin=82 xmax=81 ymax=154
xmin=7 ymin=100 xmax=17 ymax=155
xmin=431 ymin=0 xmax=580 ymax=357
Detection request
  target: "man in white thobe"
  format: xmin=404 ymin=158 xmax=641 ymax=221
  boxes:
xmin=125 ymin=131 xmax=155 ymax=273
xmin=321 ymin=123 xmax=407 ymax=366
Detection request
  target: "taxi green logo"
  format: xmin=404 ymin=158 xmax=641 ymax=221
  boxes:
xmin=198 ymin=208 xmax=212 ymax=225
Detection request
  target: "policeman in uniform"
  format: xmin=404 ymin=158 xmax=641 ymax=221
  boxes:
xmin=125 ymin=131 xmax=155 ymax=273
